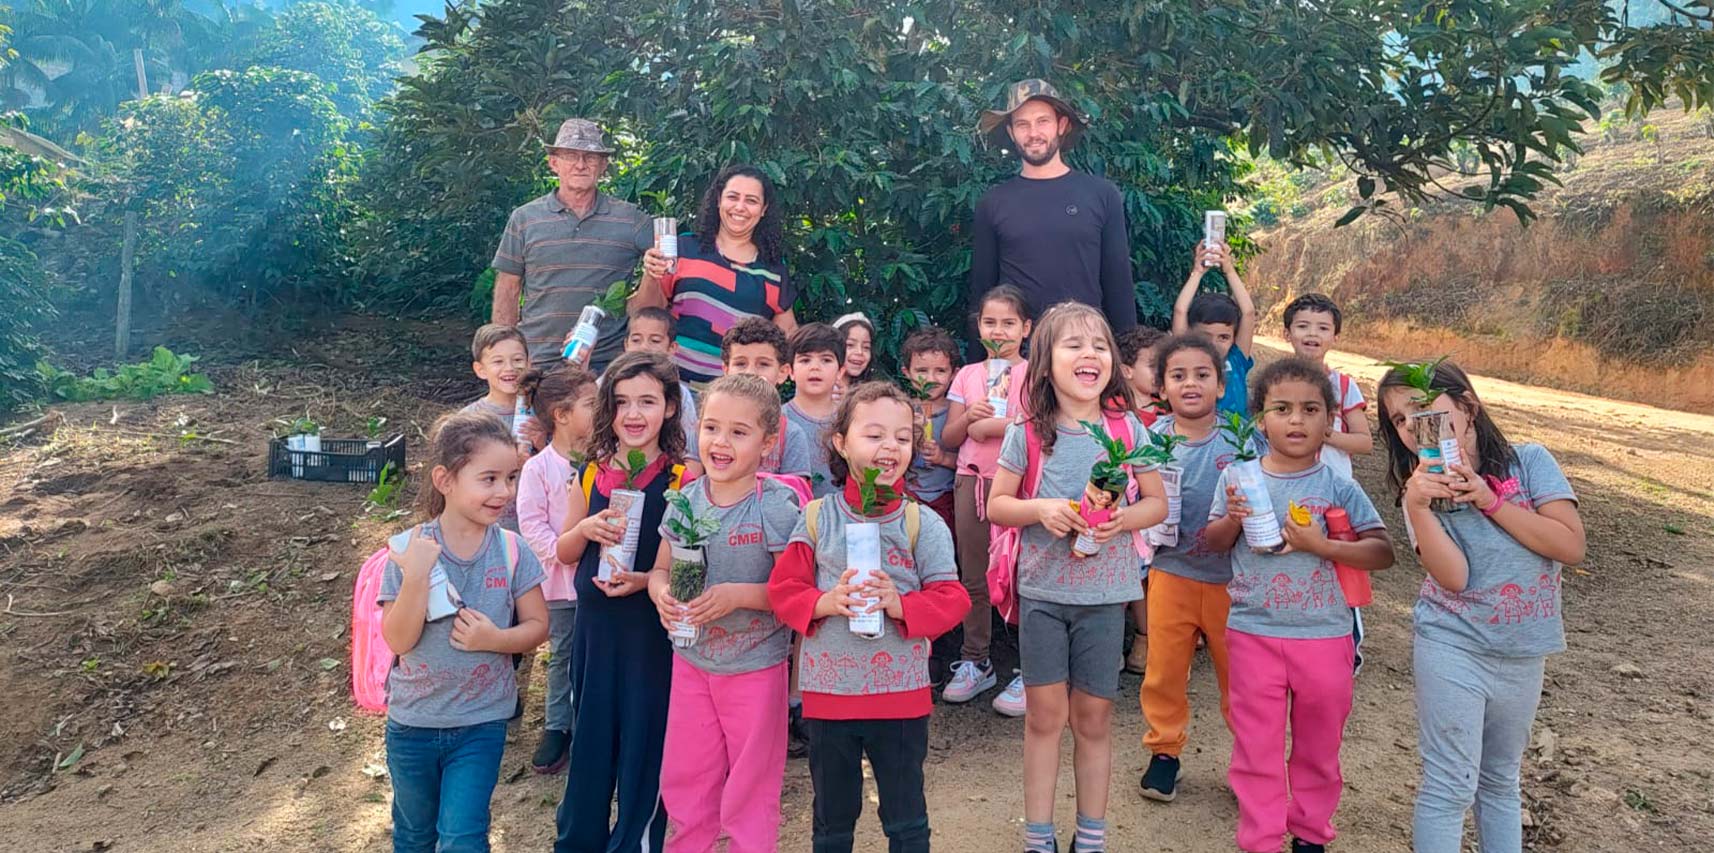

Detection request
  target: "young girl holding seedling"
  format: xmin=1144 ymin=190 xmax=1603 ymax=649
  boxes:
xmin=1202 ymin=358 xmax=1394 ymax=853
xmin=1139 ymin=334 xmax=1258 ymax=803
xmin=832 ymin=312 xmax=877 ymax=399
xmin=986 ymin=302 xmax=1167 ymax=853
xmin=940 ymin=284 xmax=1033 ymax=712
xmin=1376 ymin=358 xmax=1584 ymax=853
xmin=767 ymin=381 xmax=970 ymax=853
xmin=553 ymin=351 xmax=687 ymax=853
xmin=379 ymin=410 xmax=550 ymax=852
xmin=515 ymin=365 xmax=598 ymax=774
xmin=645 ymin=373 xmax=801 ymax=853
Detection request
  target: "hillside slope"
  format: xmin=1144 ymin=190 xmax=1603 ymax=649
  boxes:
xmin=1249 ymin=105 xmax=1714 ymax=414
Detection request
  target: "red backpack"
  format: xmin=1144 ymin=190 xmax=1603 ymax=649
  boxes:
xmin=985 ymin=412 xmax=1150 ymax=625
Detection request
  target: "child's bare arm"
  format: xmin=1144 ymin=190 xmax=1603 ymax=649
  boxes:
xmin=1323 ymin=413 xmax=1374 ymax=456
xmin=1171 ymin=245 xmax=1211 ymax=334
xmin=1220 ymin=247 xmax=1257 ymax=357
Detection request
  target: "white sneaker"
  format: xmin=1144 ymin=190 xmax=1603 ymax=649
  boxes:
xmin=941 ymin=659 xmax=996 ymax=703
xmin=992 ymin=674 xmax=1026 ymax=717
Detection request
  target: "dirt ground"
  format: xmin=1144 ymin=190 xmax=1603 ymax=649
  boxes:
xmin=2 ymin=319 xmax=1711 ymax=852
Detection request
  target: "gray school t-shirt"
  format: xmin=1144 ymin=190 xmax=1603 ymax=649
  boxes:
xmin=1148 ymin=415 xmax=1255 ymax=585
xmin=784 ymin=400 xmax=836 ymax=498
xmin=997 ymin=415 xmax=1150 ymax=606
xmin=660 ymin=477 xmax=800 ymax=675
xmin=789 ymin=497 xmax=958 ymax=697
xmin=1212 ymin=462 xmax=1386 ymax=639
xmin=762 ymin=416 xmax=814 ymax=478
xmin=1409 ymin=444 xmax=1576 ymax=658
xmin=378 ymin=521 xmax=546 ymax=728
xmin=460 ymin=398 xmax=521 ymax=532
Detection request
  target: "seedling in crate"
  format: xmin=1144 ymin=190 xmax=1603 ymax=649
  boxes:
xmin=1216 ymin=412 xmax=1286 ymax=552
xmin=663 ymin=489 xmax=721 ymax=646
xmin=365 ymin=416 xmax=389 ymax=441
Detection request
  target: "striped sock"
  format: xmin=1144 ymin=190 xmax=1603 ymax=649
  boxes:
xmin=1024 ymin=821 xmax=1056 ymax=853
xmin=1073 ymin=814 xmax=1106 ymax=852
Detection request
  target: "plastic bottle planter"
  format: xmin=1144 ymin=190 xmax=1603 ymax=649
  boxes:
xmin=1324 ymin=508 xmax=1372 ymax=606
xmin=285 ymin=431 xmax=322 ymax=479
xmin=654 ymin=217 xmax=679 ymax=273
xmin=512 ymin=397 xmax=535 ymax=452
xmin=1203 ymin=210 xmax=1227 ymax=267
xmin=562 ymin=304 xmax=607 ymax=365
xmin=597 ymin=489 xmax=645 ymax=582
xmin=985 ymin=358 xmax=1013 ymax=419
xmin=1149 ymin=465 xmax=1184 ymax=548
xmin=1410 ymin=410 xmax=1467 ymax=513
xmin=1071 ymin=484 xmax=1120 ymax=558
xmin=668 ymin=543 xmax=706 ymax=648
xmin=1232 ymin=459 xmax=1286 ymax=553
xmin=846 ymin=522 xmax=885 ymax=640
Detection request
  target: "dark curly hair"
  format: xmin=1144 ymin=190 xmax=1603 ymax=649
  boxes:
xmin=1248 ymin=356 xmax=1336 ymax=416
xmin=589 ymin=351 xmax=686 ymax=468
xmin=696 ymin=165 xmax=784 ymax=266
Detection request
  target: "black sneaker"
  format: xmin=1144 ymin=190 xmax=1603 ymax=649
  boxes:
xmin=1291 ymin=840 xmax=1326 ymax=853
xmin=531 ymin=729 xmax=570 ymax=774
xmin=1139 ymin=754 xmax=1184 ymax=802
xmin=787 ymin=704 xmax=809 ymax=759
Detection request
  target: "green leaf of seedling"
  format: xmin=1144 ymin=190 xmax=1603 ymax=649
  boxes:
xmin=621 ymin=448 xmax=649 ymax=490
xmin=1216 ymin=412 xmax=1263 ymax=462
xmin=1380 ymin=356 xmax=1450 ymax=405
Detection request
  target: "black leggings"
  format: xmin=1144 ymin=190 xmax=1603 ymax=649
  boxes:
xmin=805 ymin=716 xmax=931 ymax=853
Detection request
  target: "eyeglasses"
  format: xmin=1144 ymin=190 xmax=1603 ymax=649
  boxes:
xmin=551 ymin=151 xmax=607 ymax=166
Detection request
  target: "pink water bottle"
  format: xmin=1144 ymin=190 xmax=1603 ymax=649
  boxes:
xmin=1325 ymin=508 xmax=1372 ymax=607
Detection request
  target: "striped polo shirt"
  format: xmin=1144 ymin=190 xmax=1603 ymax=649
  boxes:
xmin=491 ymin=191 xmax=653 ymax=369
xmin=660 ymin=236 xmax=796 ymax=385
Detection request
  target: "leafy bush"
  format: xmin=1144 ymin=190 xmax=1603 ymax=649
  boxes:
xmin=0 ymin=235 xmax=53 ymax=409
xmin=36 ymin=346 xmax=214 ymax=402
xmin=244 ymin=1 xmax=407 ymax=123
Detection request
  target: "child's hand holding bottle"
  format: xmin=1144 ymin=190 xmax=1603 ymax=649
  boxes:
xmin=648 ymin=576 xmax=685 ymax=633
xmin=813 ymin=568 xmax=865 ymax=619
xmin=450 ymin=608 xmax=502 ymax=652
xmin=577 ymin=507 xmax=627 ymax=547
xmin=1402 ymin=457 xmax=1459 ymax=511
xmin=391 ymin=528 xmax=442 ymax=580
xmin=1224 ymin=482 xmax=1252 ymax=521
xmin=1036 ymin=499 xmax=1089 ymax=539
xmin=860 ymin=571 xmax=905 ymax=621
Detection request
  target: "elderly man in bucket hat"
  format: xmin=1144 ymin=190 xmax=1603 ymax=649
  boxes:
xmin=490 ymin=118 xmax=654 ymax=372
xmin=943 ymin=79 xmax=1137 ymax=722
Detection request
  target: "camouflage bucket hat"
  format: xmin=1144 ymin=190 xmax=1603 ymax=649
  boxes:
xmin=977 ymin=79 xmax=1088 ymax=151
xmin=544 ymin=118 xmax=615 ymax=154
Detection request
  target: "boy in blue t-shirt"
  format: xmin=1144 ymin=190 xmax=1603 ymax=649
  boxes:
xmin=1172 ymin=240 xmax=1256 ymax=416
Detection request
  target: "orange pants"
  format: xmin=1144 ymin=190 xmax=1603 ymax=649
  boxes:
xmin=1140 ymin=570 xmax=1232 ymax=757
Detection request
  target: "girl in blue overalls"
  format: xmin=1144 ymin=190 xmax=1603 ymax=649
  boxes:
xmin=554 ymin=351 xmax=687 ymax=852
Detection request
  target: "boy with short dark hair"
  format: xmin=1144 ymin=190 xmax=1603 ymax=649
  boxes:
xmin=784 ymin=322 xmax=845 ymax=499
xmin=1118 ymin=326 xmax=1168 ymax=427
xmin=721 ymin=317 xmax=813 ymax=478
xmin=1172 ymin=241 xmax=1256 ymax=416
xmin=900 ymin=325 xmax=961 ymax=531
xmin=621 ymin=307 xmax=700 ymax=474
xmin=462 ymin=324 xmax=532 ymax=533
xmin=1282 ymin=293 xmax=1373 ymax=480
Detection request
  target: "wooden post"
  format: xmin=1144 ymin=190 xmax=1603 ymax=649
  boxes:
xmin=115 ymin=48 xmax=147 ymax=360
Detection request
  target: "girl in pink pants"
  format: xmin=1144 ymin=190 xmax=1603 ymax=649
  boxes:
xmin=1203 ymin=359 xmax=1396 ymax=852
xmin=646 ymin=375 xmax=803 ymax=852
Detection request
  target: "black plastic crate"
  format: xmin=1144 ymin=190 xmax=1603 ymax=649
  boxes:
xmin=268 ymin=435 xmax=406 ymax=484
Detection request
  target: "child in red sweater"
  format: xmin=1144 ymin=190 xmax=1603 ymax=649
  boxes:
xmin=768 ymin=381 xmax=971 ymax=853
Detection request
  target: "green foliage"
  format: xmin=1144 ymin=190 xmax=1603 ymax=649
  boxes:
xmin=0 ymin=234 xmax=52 ymax=408
xmin=34 ymin=345 xmax=213 ymax=401
xmin=1215 ymin=412 xmax=1263 ymax=463
xmin=246 ymin=1 xmax=405 ymax=123
xmin=365 ymin=461 xmax=401 ymax=507
xmin=855 ymin=467 xmax=902 ymax=517
xmin=590 ymin=279 xmax=635 ymax=316
xmin=1080 ymin=419 xmax=1182 ymax=495
xmin=619 ymin=447 xmax=648 ymax=490
xmin=1381 ymin=356 xmax=1451 ymax=405
xmin=663 ymin=488 xmax=721 ymax=548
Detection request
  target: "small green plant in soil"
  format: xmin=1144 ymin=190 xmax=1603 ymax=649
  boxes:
xmin=1381 ymin=356 xmax=1450 ymax=406
xmin=593 ymin=279 xmax=638 ymax=316
xmin=664 ymin=489 xmax=721 ymax=602
xmin=365 ymin=416 xmax=388 ymax=440
xmin=36 ymin=347 xmax=213 ymax=402
xmin=1216 ymin=412 xmax=1263 ymax=462
xmin=366 ymin=462 xmax=402 ymax=508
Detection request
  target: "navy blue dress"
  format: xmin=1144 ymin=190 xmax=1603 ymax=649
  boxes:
xmin=555 ymin=464 xmax=676 ymax=853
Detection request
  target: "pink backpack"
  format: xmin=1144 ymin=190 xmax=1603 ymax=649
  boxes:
xmin=757 ymin=472 xmax=813 ymax=507
xmin=985 ymin=412 xmax=1151 ymax=625
xmin=350 ymin=526 xmax=521 ymax=714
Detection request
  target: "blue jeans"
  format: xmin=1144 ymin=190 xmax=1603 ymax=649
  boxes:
xmin=386 ymin=718 xmax=509 ymax=853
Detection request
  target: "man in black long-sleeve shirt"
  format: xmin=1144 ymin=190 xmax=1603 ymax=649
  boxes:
xmin=970 ymin=80 xmax=1136 ymax=346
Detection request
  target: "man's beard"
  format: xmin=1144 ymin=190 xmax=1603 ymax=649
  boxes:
xmin=1019 ymin=137 xmax=1061 ymax=166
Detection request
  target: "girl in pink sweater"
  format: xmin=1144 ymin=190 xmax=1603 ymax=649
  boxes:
xmin=516 ymin=364 xmax=598 ymax=774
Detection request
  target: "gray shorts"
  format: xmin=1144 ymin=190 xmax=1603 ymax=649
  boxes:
xmin=1018 ymin=598 xmax=1126 ymax=700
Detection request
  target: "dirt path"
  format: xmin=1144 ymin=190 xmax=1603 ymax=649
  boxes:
xmin=3 ymin=328 xmax=1711 ymax=851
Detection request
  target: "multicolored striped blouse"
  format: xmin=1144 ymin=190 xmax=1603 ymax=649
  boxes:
xmin=660 ymin=236 xmax=795 ymax=385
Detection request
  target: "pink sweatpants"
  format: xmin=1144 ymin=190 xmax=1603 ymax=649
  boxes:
xmin=661 ymin=657 xmax=789 ymax=853
xmin=1226 ymin=629 xmax=1355 ymax=853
